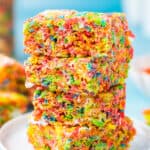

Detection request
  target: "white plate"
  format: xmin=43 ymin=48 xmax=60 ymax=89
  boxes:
xmin=130 ymin=56 xmax=150 ymax=96
xmin=0 ymin=114 xmax=150 ymax=150
xmin=0 ymin=114 xmax=33 ymax=150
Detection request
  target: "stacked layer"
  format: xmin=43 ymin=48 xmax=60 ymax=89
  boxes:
xmin=32 ymin=85 xmax=126 ymax=125
xmin=24 ymin=10 xmax=134 ymax=58
xmin=24 ymin=10 xmax=136 ymax=150
xmin=25 ymin=56 xmax=129 ymax=94
xmin=28 ymin=117 xmax=135 ymax=150
xmin=0 ymin=54 xmax=31 ymax=126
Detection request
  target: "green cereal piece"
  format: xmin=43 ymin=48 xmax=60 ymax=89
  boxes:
xmin=74 ymin=140 xmax=82 ymax=147
xmin=45 ymin=134 xmax=52 ymax=140
xmin=85 ymin=136 xmax=99 ymax=146
xmin=43 ymin=146 xmax=51 ymax=150
xmin=69 ymin=75 xmax=80 ymax=85
xmin=94 ymin=17 xmax=102 ymax=26
xmin=34 ymin=89 xmax=41 ymax=95
xmin=110 ymin=74 xmax=114 ymax=81
xmin=95 ymin=142 xmax=107 ymax=150
xmin=23 ymin=22 xmax=30 ymax=33
xmin=56 ymin=95 xmax=63 ymax=102
xmin=85 ymin=139 xmax=92 ymax=147
xmin=77 ymin=107 xmax=84 ymax=114
xmin=47 ymin=75 xmax=60 ymax=82
xmin=47 ymin=21 xmax=53 ymax=28
xmin=64 ymin=139 xmax=72 ymax=150
xmin=87 ymin=62 xmax=93 ymax=70
xmin=58 ymin=20 xmax=65 ymax=27
xmin=23 ymin=21 xmax=39 ymax=33
xmin=118 ymin=84 xmax=123 ymax=90
xmin=110 ymin=146 xmax=116 ymax=150
xmin=48 ymin=84 xmax=57 ymax=92
xmin=120 ymin=36 xmax=125 ymax=45
xmin=64 ymin=114 xmax=73 ymax=120
xmin=100 ymin=20 xmax=107 ymax=27
xmin=89 ymin=136 xmax=100 ymax=141
xmin=40 ymin=91 xmax=47 ymax=98
xmin=50 ymin=41 xmax=55 ymax=51
xmin=64 ymin=38 xmax=68 ymax=43
xmin=73 ymin=57 xmax=79 ymax=62
xmin=69 ymin=75 xmax=75 ymax=84
xmin=34 ymin=89 xmax=41 ymax=98
xmin=42 ymin=78 xmax=51 ymax=87
xmin=91 ymin=119 xmax=105 ymax=127
xmin=73 ymin=80 xmax=81 ymax=85
xmin=102 ymin=37 xmax=108 ymax=43
xmin=67 ymin=104 xmax=74 ymax=111
xmin=87 ymin=79 xmax=99 ymax=94
xmin=0 ymin=118 xmax=5 ymax=125
xmin=112 ymin=31 xmax=116 ymax=44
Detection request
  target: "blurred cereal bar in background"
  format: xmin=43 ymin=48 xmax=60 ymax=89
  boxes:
xmin=0 ymin=0 xmax=13 ymax=55
xmin=0 ymin=54 xmax=32 ymax=126
xmin=0 ymin=91 xmax=28 ymax=126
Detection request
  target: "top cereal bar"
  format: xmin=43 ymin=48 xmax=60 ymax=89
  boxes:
xmin=23 ymin=10 xmax=134 ymax=57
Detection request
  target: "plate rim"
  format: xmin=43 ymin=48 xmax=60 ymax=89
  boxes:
xmin=0 ymin=113 xmax=30 ymax=150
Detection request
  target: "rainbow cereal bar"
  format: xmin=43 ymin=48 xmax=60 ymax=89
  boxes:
xmin=143 ymin=109 xmax=150 ymax=125
xmin=28 ymin=116 xmax=135 ymax=150
xmin=24 ymin=10 xmax=134 ymax=58
xmin=0 ymin=91 xmax=28 ymax=126
xmin=0 ymin=54 xmax=30 ymax=96
xmin=25 ymin=56 xmax=129 ymax=94
xmin=32 ymin=85 xmax=126 ymax=125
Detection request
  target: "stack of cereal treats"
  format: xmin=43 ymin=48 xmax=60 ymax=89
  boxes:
xmin=24 ymin=10 xmax=136 ymax=150
xmin=0 ymin=54 xmax=30 ymax=126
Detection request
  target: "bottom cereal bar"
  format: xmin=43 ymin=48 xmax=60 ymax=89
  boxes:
xmin=28 ymin=116 xmax=135 ymax=150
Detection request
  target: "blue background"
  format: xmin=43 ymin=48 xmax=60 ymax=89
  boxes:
xmin=14 ymin=0 xmax=150 ymax=122
xmin=14 ymin=0 xmax=122 ymax=61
